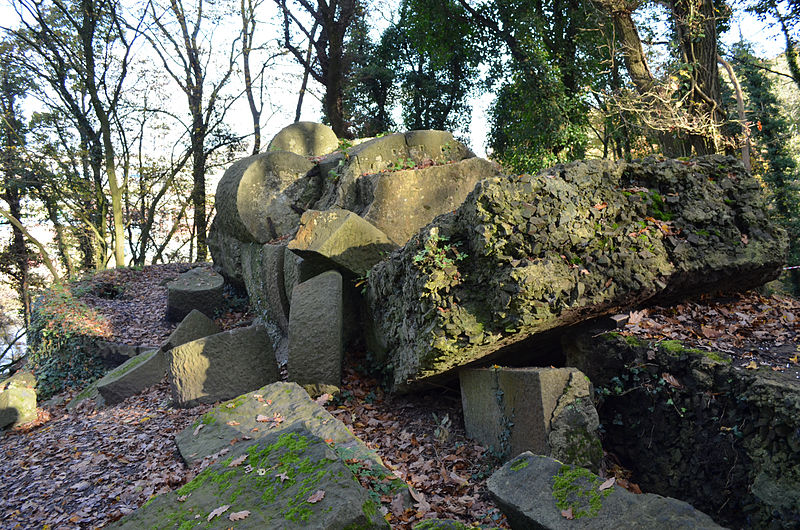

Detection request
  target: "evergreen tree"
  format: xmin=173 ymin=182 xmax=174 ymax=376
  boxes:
xmin=734 ymin=41 xmax=800 ymax=292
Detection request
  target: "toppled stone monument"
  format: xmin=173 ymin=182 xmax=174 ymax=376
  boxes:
xmin=488 ymin=452 xmax=722 ymax=529
xmin=366 ymin=156 xmax=786 ymax=391
xmin=460 ymin=367 xmax=602 ymax=470
xmin=208 ymin=127 xmax=491 ymax=375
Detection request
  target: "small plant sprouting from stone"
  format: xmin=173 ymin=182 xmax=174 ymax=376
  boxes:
xmin=433 ymin=412 xmax=451 ymax=443
xmin=328 ymin=138 xmax=354 ymax=182
xmin=413 ymin=232 xmax=466 ymax=269
xmin=355 ymin=271 xmax=370 ymax=295
xmin=389 ymin=157 xmax=416 ymax=171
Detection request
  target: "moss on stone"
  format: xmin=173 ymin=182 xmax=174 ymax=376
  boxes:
xmin=510 ymin=457 xmax=530 ymax=472
xmin=694 ymin=349 xmax=731 ymax=364
xmin=623 ymin=335 xmax=642 ymax=347
xmin=551 ymin=464 xmax=611 ymax=519
xmin=658 ymin=340 xmax=685 ymax=354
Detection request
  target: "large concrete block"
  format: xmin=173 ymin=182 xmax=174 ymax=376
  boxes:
xmin=287 ymin=271 xmax=344 ymax=388
xmin=460 ymin=366 xmax=601 ymax=470
xmin=488 ymin=452 xmax=722 ymax=529
xmin=168 ymin=324 xmax=278 ymax=407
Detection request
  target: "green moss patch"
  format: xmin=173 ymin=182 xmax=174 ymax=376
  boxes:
xmin=552 ymin=464 xmax=612 ymax=519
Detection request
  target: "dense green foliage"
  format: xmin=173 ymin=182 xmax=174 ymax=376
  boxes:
xmin=27 ymin=282 xmax=110 ymax=399
xmin=734 ymin=41 xmax=800 ymax=291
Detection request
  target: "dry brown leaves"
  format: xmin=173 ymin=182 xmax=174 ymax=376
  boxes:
xmin=0 ymin=380 xmax=209 ymax=529
xmin=622 ymin=291 xmax=800 ymax=372
xmin=325 ymin=364 xmax=509 ymax=529
xmin=78 ymin=264 xmax=192 ymax=346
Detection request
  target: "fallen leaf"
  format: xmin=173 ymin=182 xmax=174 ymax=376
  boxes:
xmin=390 ymin=492 xmax=406 ymax=516
xmin=315 ymin=393 xmax=333 ymax=405
xmin=177 ymin=495 xmax=190 ymax=502
xmin=228 ymin=510 xmax=250 ymax=521
xmin=228 ymin=455 xmax=247 ymax=467
xmin=701 ymin=325 xmax=723 ymax=339
xmin=661 ymin=372 xmax=682 ymax=389
xmin=598 ymin=476 xmax=616 ymax=491
xmin=449 ymin=471 xmax=469 ymax=487
xmin=593 ymin=202 xmax=607 ymax=210
xmin=275 ymin=471 xmax=290 ymax=482
xmin=193 ymin=424 xmax=204 ymax=436
xmin=408 ymin=487 xmax=425 ymax=504
xmin=255 ymin=415 xmax=269 ymax=422
xmin=207 ymin=504 xmax=229 ymax=521
xmin=307 ymin=490 xmax=325 ymax=503
xmin=561 ymin=506 xmax=574 ymax=520
xmin=745 ymin=360 xmax=758 ymax=370
xmin=226 ymin=420 xmax=240 ymax=426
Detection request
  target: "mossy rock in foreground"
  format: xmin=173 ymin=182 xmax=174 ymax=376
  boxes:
xmin=111 ymin=424 xmax=388 ymax=529
xmin=487 ymin=452 xmax=722 ymax=529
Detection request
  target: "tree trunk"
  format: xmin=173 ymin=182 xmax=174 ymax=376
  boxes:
xmin=718 ymin=54 xmax=751 ymax=171
xmin=670 ymin=0 xmax=724 ymax=154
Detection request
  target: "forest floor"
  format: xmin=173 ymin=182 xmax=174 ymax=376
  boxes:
xmin=0 ymin=264 xmax=798 ymax=528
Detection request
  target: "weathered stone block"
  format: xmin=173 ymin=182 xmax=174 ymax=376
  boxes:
xmin=0 ymin=371 xmax=37 ymax=428
xmin=288 ymin=271 xmax=344 ymax=387
xmin=355 ymin=157 xmax=499 ymax=245
xmin=214 ymin=150 xmax=315 ymax=243
xmin=162 ymin=309 xmax=221 ymax=352
xmin=241 ymin=242 xmax=291 ymax=335
xmin=367 ymin=156 xmax=787 ymax=391
xmin=267 ymin=121 xmax=339 ymax=156
xmin=114 ymin=424 xmax=388 ymax=529
xmin=168 ymin=324 xmax=278 ymax=407
xmin=488 ymin=452 xmax=722 ymax=528
xmin=565 ymin=330 xmax=800 ymax=528
xmin=288 ymin=209 xmax=397 ymax=277
xmin=96 ymin=349 xmax=166 ymax=405
xmin=207 ymin=215 xmax=246 ymax=285
xmin=177 ymin=382 xmax=381 ymax=469
xmin=460 ymin=366 xmax=601 ymax=470
xmin=166 ymin=267 xmax=224 ymax=322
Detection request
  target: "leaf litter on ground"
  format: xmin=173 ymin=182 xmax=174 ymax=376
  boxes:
xmin=6 ymin=265 xmax=797 ymax=529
